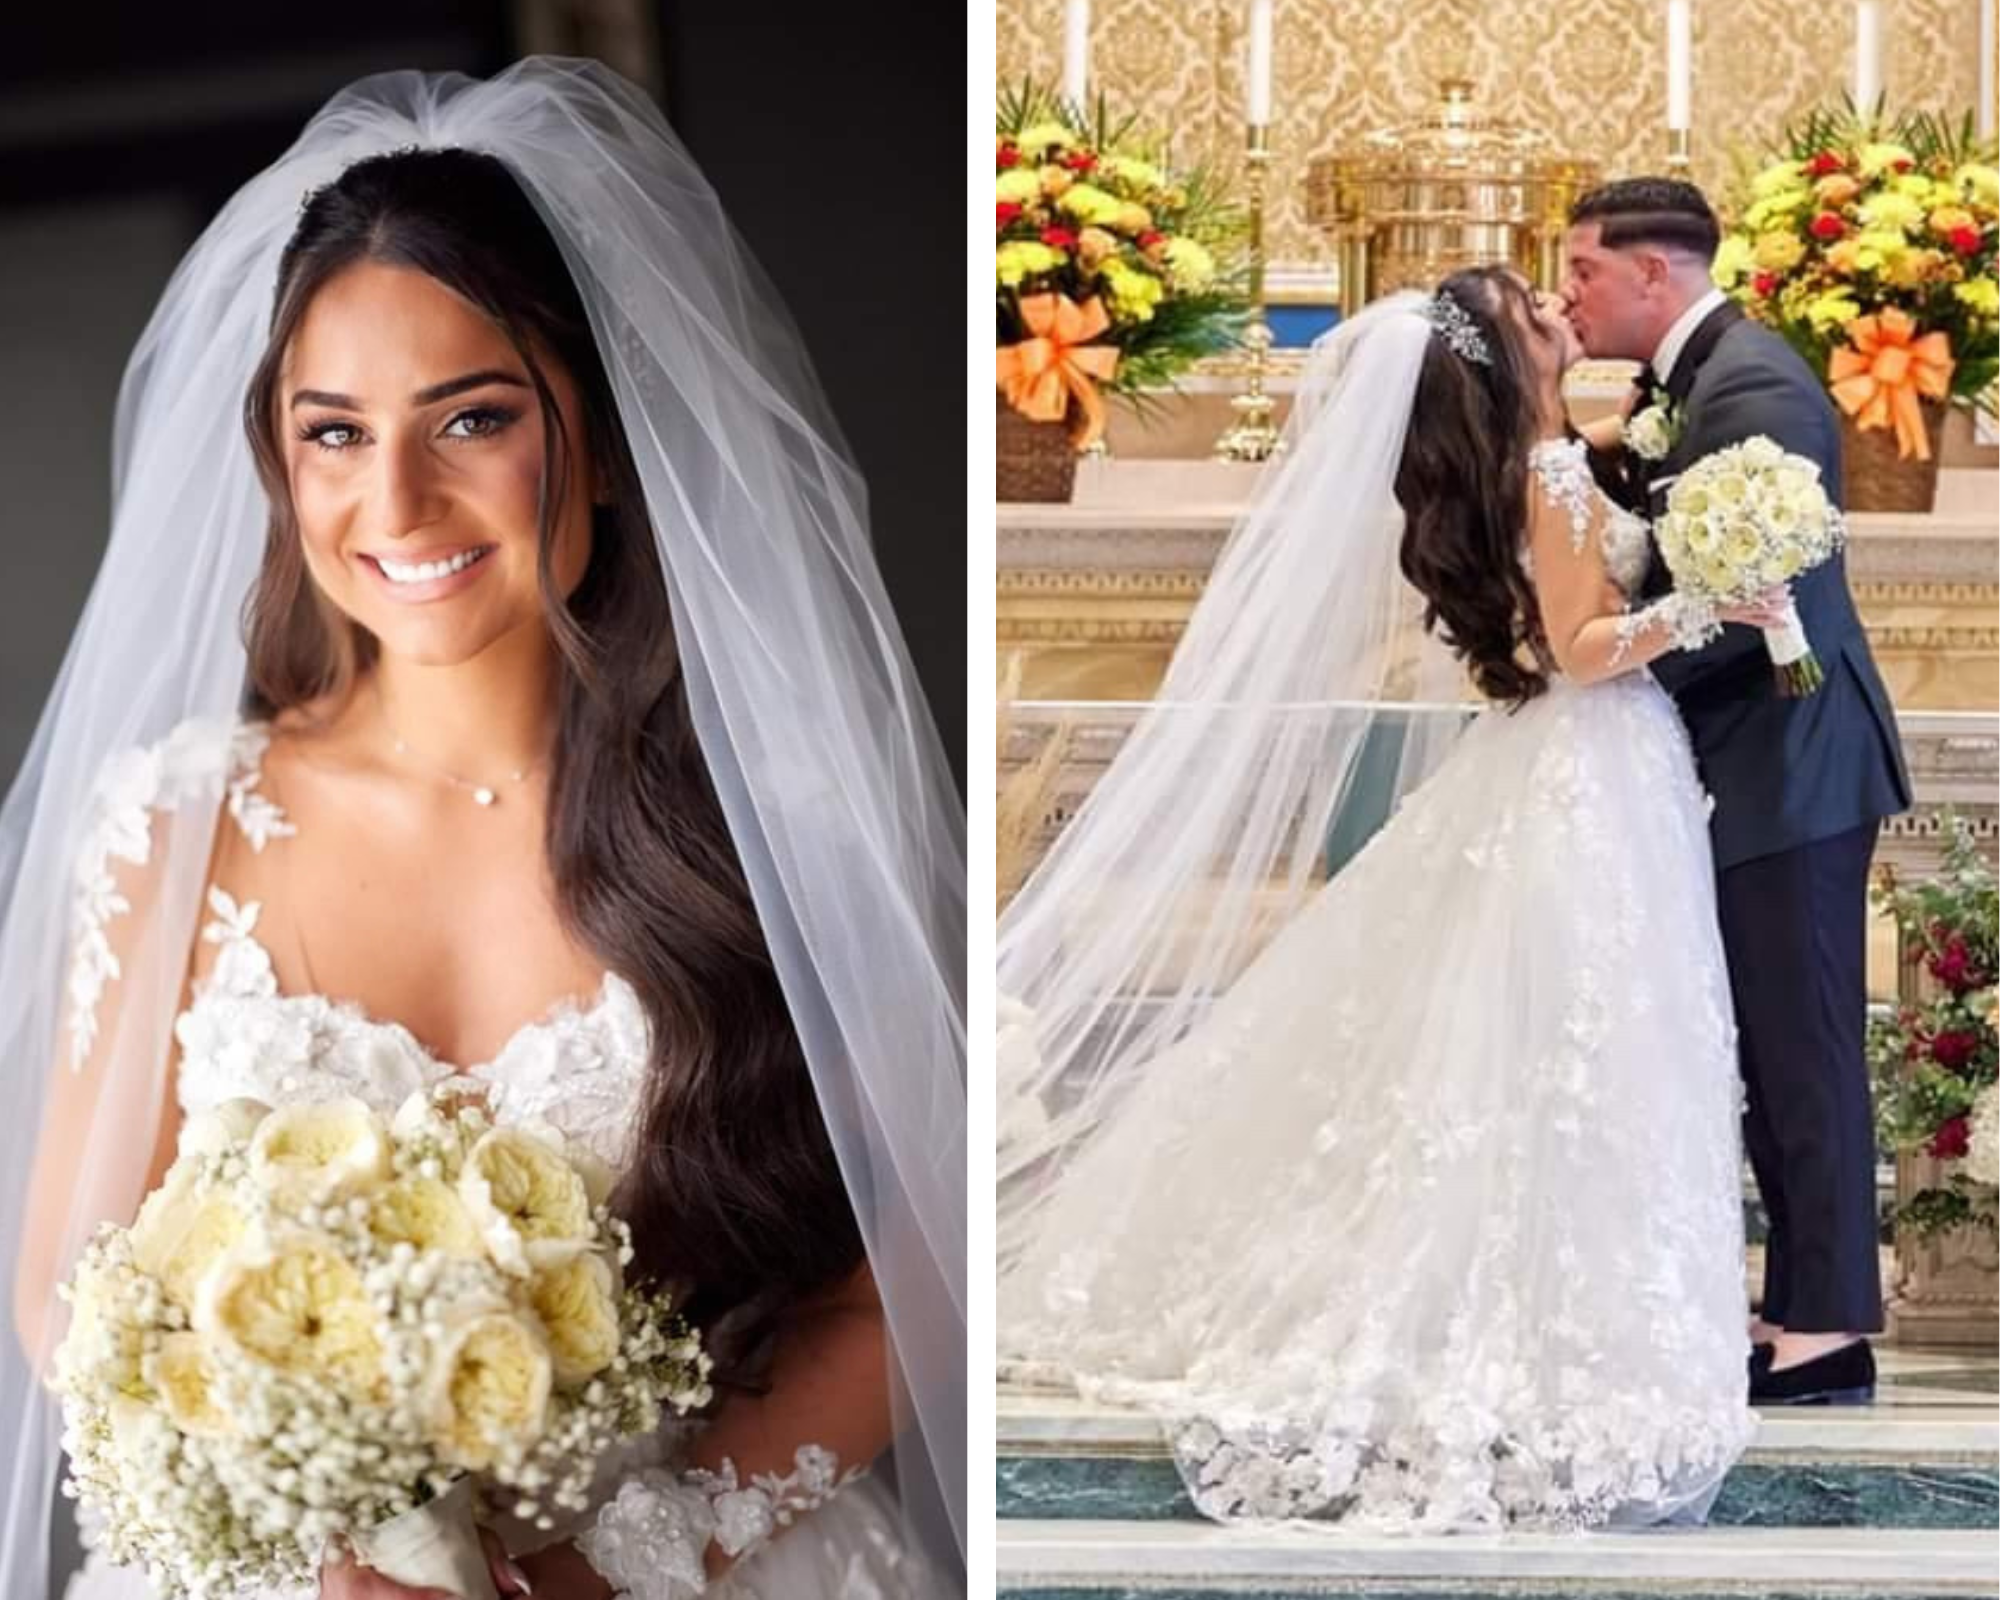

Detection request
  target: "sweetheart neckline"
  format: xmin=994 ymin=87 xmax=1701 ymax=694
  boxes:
xmin=185 ymin=893 xmax=632 ymax=1081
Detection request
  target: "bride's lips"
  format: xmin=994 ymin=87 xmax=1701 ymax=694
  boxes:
xmin=358 ymin=544 xmax=496 ymax=603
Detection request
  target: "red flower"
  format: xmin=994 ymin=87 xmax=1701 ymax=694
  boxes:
xmin=997 ymin=202 xmax=1023 ymax=229
xmin=1137 ymin=229 xmax=1166 ymax=249
xmin=1809 ymin=212 xmax=1847 ymax=241
xmin=1894 ymin=158 xmax=1914 ymax=173
xmin=1930 ymin=1029 xmax=1980 ymax=1072
xmin=1060 ymin=151 xmax=1099 ymax=172
xmin=1928 ymin=1115 xmax=1971 ymax=1160
xmin=1929 ymin=934 xmax=1984 ymax=992
xmin=998 ymin=143 xmax=1021 ymax=169
xmin=1752 ymin=271 xmax=1779 ymax=297
xmin=1806 ymin=151 xmax=1846 ymax=177
xmin=1041 ymin=226 xmax=1079 ymax=249
xmin=1949 ymin=225 xmax=1984 ymax=256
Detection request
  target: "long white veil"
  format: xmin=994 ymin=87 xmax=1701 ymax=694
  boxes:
xmin=997 ymin=293 xmax=1473 ymax=1278
xmin=0 ymin=57 xmax=964 ymax=1595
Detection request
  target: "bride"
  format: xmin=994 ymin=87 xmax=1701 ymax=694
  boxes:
xmin=997 ymin=269 xmax=1779 ymax=1533
xmin=0 ymin=59 xmax=963 ymax=1600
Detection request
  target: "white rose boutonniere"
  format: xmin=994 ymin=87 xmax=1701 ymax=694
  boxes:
xmin=1623 ymin=397 xmax=1684 ymax=461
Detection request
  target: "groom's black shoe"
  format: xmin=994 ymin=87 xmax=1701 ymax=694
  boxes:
xmin=1750 ymin=1338 xmax=1876 ymax=1405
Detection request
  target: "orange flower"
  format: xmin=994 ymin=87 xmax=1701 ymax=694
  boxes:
xmin=1827 ymin=308 xmax=1955 ymax=461
xmin=997 ymin=293 xmax=1121 ymax=448
xmin=1815 ymin=173 xmax=1862 ymax=207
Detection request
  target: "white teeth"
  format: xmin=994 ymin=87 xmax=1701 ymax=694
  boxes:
xmin=377 ymin=548 xmax=487 ymax=585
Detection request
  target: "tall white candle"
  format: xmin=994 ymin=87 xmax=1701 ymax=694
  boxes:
xmin=1854 ymin=0 xmax=1882 ymax=116
xmin=1063 ymin=0 xmax=1090 ymax=109
xmin=1666 ymin=0 xmax=1692 ymax=132
xmin=1248 ymin=0 xmax=1274 ymax=126
xmin=1980 ymin=0 xmax=1995 ymax=140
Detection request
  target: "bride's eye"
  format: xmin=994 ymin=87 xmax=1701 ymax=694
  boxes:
xmin=442 ymin=405 xmax=519 ymax=441
xmin=296 ymin=419 xmax=363 ymax=452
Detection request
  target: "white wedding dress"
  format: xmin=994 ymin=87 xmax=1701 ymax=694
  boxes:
xmin=1000 ymin=443 xmax=1757 ymax=1533
xmin=61 ymin=720 xmax=940 ymax=1600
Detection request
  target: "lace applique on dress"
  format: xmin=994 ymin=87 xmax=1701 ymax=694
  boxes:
xmin=67 ymin=720 xmax=293 ymax=1068
xmin=576 ymin=1445 xmax=860 ymax=1597
xmin=1527 ymin=438 xmax=1595 ymax=554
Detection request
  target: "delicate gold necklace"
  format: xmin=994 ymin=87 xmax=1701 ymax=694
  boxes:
xmin=375 ymin=687 xmax=540 ymax=807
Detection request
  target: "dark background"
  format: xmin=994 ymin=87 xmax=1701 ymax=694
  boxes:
xmin=0 ymin=5 xmax=964 ymax=1593
xmin=0 ymin=0 xmax=966 ymax=796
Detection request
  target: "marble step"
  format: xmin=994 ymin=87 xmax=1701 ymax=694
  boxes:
xmin=996 ymin=1520 xmax=2000 ymax=1598
xmin=998 ymin=1373 xmax=2000 ymax=1530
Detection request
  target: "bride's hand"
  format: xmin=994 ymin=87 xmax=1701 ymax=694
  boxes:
xmin=1717 ymin=587 xmax=1794 ymax=629
xmin=319 ymin=1527 xmax=532 ymax=1598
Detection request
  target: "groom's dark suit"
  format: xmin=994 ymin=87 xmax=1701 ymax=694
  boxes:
xmin=1621 ymin=301 xmax=1911 ymax=1334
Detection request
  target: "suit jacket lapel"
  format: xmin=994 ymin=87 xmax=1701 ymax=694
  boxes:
xmin=1662 ymin=300 xmax=1745 ymax=407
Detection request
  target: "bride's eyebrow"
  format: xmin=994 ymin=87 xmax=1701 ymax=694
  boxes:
xmin=289 ymin=369 xmax=532 ymax=410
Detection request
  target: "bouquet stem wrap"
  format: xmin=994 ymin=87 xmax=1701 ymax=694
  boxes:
xmin=1763 ymin=595 xmax=1824 ymax=694
xmin=350 ymin=1478 xmax=498 ymax=1600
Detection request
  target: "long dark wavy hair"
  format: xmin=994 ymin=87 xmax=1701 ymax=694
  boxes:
xmin=1394 ymin=266 xmax=1563 ymax=707
xmin=239 ymin=148 xmax=861 ymax=1378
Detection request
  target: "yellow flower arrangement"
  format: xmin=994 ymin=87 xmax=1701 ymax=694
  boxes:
xmin=1718 ymin=103 xmax=1997 ymax=455
xmin=997 ymin=79 xmax=1246 ymax=407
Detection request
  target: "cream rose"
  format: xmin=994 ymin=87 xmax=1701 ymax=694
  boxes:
xmin=249 ymin=1097 xmax=391 ymax=1204
xmin=151 ymin=1193 xmax=249 ymax=1311
xmin=176 ymin=1098 xmax=273 ymax=1161
xmin=458 ymin=1127 xmax=593 ymax=1276
xmin=527 ymin=1252 xmax=623 ymax=1384
xmin=146 ymin=1332 xmax=234 ymax=1438
xmin=424 ymin=1310 xmax=554 ymax=1471
xmin=197 ymin=1227 xmax=384 ymax=1400
xmin=368 ymin=1175 xmax=485 ymax=1259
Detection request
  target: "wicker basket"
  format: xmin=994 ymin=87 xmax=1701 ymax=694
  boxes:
xmin=997 ymin=394 xmax=1077 ymax=503
xmin=1840 ymin=399 xmax=1945 ymax=512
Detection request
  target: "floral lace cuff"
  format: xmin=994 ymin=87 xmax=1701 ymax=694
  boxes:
xmin=575 ymin=1445 xmax=854 ymax=1597
xmin=1610 ymin=591 xmax=1722 ymax=667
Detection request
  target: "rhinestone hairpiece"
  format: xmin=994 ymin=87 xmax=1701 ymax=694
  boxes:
xmin=1420 ymin=292 xmax=1493 ymax=367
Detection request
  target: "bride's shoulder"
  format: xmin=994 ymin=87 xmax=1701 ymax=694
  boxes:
xmin=79 ymin=709 xmax=298 ymax=860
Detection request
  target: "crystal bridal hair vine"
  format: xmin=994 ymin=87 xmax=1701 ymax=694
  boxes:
xmin=1420 ymin=292 xmax=1493 ymax=367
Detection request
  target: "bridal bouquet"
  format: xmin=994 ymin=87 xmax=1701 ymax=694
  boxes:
xmin=1653 ymin=435 xmax=1847 ymax=695
xmin=50 ymin=1092 xmax=712 ymax=1600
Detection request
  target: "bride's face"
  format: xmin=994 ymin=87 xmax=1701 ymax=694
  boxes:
xmin=1494 ymin=275 xmax=1583 ymax=378
xmin=278 ymin=260 xmax=595 ymax=668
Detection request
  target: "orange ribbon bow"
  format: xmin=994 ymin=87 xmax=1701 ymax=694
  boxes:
xmin=996 ymin=293 xmax=1121 ymax=449
xmin=1826 ymin=307 xmax=1955 ymax=462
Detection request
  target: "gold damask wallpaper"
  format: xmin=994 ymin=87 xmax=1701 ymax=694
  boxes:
xmin=996 ymin=0 xmax=1985 ymax=273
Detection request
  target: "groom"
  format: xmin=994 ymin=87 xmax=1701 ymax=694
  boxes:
xmin=1561 ymin=178 xmax=1912 ymax=1404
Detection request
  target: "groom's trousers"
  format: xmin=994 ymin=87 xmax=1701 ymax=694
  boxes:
xmin=1716 ymin=821 xmax=1884 ymax=1334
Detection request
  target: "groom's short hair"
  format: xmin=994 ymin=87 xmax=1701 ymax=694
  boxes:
xmin=1570 ymin=178 xmax=1720 ymax=262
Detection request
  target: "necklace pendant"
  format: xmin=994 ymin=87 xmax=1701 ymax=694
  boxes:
xmin=472 ymin=786 xmax=497 ymax=807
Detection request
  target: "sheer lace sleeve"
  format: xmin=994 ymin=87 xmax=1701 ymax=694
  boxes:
xmin=15 ymin=719 xmax=284 ymax=1368
xmin=1524 ymin=439 xmax=1717 ymax=684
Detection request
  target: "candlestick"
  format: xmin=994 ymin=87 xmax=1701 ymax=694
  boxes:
xmin=1666 ymin=0 xmax=1691 ymax=131
xmin=1214 ymin=126 xmax=1284 ymax=463
xmin=1854 ymin=0 xmax=1882 ymax=118
xmin=1064 ymin=0 xmax=1090 ymax=110
xmin=1981 ymin=0 xmax=1995 ymax=140
xmin=1247 ymin=0 xmax=1274 ymax=127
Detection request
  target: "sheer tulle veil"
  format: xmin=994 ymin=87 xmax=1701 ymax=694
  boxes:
xmin=996 ymin=293 xmax=1471 ymax=1275
xmin=0 ymin=57 xmax=965 ymax=1595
